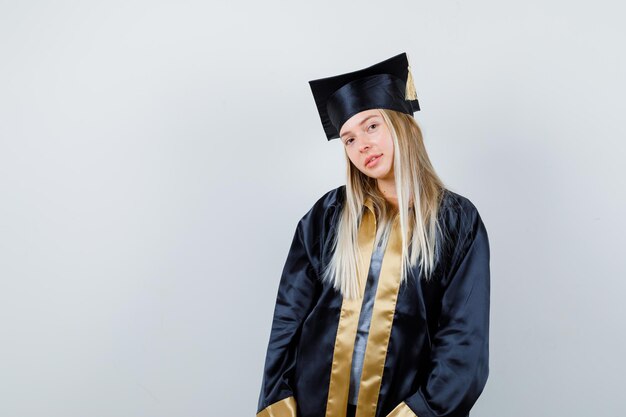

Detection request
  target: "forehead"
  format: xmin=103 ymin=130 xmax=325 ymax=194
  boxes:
xmin=339 ymin=109 xmax=382 ymax=135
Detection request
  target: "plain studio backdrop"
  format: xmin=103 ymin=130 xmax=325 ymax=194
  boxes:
xmin=1 ymin=1 xmax=625 ymax=416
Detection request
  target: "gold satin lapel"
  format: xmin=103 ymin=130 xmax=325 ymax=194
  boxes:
xmin=363 ymin=196 xmax=374 ymax=214
xmin=256 ymin=396 xmax=297 ymax=417
xmin=386 ymin=401 xmax=418 ymax=417
xmin=325 ymin=199 xmax=376 ymax=417
xmin=356 ymin=214 xmax=403 ymax=417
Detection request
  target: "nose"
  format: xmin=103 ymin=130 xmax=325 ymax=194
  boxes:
xmin=359 ymin=136 xmax=373 ymax=153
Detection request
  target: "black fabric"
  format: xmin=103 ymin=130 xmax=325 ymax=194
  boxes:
xmin=348 ymin=220 xmax=391 ymax=404
xmin=257 ymin=185 xmax=490 ymax=417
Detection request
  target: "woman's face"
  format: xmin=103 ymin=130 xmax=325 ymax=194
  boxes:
xmin=339 ymin=109 xmax=394 ymax=181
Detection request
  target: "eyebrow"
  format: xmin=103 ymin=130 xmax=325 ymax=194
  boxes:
xmin=340 ymin=115 xmax=380 ymax=139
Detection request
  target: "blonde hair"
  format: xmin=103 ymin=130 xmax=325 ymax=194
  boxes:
xmin=321 ymin=109 xmax=446 ymax=300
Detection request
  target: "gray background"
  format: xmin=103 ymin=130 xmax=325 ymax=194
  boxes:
xmin=1 ymin=1 xmax=625 ymax=416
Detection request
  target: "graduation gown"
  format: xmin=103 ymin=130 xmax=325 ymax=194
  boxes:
xmin=256 ymin=185 xmax=490 ymax=417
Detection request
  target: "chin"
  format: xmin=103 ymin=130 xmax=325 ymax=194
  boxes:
xmin=365 ymin=171 xmax=392 ymax=180
xmin=373 ymin=166 xmax=393 ymax=178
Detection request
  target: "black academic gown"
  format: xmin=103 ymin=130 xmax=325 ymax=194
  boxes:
xmin=256 ymin=185 xmax=490 ymax=417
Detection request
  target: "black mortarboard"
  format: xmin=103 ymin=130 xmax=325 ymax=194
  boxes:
xmin=308 ymin=52 xmax=420 ymax=141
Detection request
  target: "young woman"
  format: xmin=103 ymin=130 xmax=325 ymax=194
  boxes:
xmin=256 ymin=52 xmax=490 ymax=417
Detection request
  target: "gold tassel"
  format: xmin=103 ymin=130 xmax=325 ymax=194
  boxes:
xmin=405 ymin=64 xmax=417 ymax=100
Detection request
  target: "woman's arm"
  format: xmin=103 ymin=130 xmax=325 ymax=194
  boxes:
xmin=389 ymin=203 xmax=491 ymax=417
xmin=256 ymin=214 xmax=322 ymax=417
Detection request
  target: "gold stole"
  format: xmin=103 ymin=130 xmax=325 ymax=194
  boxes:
xmin=325 ymin=197 xmax=404 ymax=417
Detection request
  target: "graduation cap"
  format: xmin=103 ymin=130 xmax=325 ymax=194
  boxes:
xmin=308 ymin=52 xmax=420 ymax=141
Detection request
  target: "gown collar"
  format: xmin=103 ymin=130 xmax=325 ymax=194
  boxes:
xmin=364 ymin=196 xmax=375 ymax=214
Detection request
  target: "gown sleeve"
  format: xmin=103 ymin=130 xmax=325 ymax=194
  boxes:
xmin=256 ymin=213 xmax=322 ymax=417
xmin=388 ymin=203 xmax=491 ymax=417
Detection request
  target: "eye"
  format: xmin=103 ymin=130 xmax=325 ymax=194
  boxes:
xmin=345 ymin=138 xmax=354 ymax=145
xmin=368 ymin=123 xmax=378 ymax=131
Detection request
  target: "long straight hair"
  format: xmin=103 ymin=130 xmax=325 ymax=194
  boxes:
xmin=320 ymin=109 xmax=446 ymax=300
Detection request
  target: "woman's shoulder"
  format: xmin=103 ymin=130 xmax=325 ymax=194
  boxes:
xmin=439 ymin=188 xmax=486 ymax=238
xmin=440 ymin=188 xmax=480 ymax=216
xmin=305 ymin=185 xmax=346 ymax=214
xmin=297 ymin=184 xmax=346 ymax=227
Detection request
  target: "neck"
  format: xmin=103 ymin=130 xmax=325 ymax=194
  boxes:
xmin=377 ymin=179 xmax=398 ymax=208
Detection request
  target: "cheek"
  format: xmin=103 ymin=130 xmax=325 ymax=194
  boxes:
xmin=346 ymin=150 xmax=359 ymax=166
xmin=384 ymin=134 xmax=394 ymax=154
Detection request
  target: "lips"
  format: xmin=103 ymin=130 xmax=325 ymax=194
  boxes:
xmin=365 ymin=154 xmax=382 ymax=167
